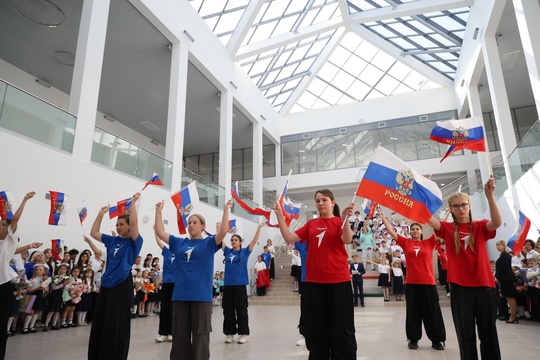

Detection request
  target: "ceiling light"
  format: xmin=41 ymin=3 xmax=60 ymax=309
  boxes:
xmin=390 ymin=137 xmax=398 ymax=141
xmin=35 ymin=78 xmax=51 ymax=88
xmin=472 ymin=27 xmax=479 ymax=40
xmin=53 ymin=51 xmax=75 ymax=66
xmin=183 ymin=30 xmax=194 ymax=42
xmin=230 ymin=81 xmax=238 ymax=89
xmin=103 ymin=114 xmax=116 ymax=122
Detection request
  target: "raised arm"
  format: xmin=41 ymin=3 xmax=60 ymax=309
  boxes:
xmin=10 ymin=191 xmax=35 ymax=232
xmin=129 ymin=192 xmax=141 ymax=241
xmin=215 ymin=200 xmax=233 ymax=245
xmin=273 ymin=202 xmax=300 ymax=244
xmin=484 ymin=175 xmax=502 ymax=231
xmin=154 ymin=201 xmax=170 ymax=245
xmin=153 ymin=226 xmax=165 ymax=250
xmin=90 ymin=206 xmax=109 ymax=243
xmin=248 ymin=223 xmax=266 ymax=251
xmin=380 ymin=209 xmax=399 ymax=241
xmin=341 ymin=203 xmax=354 ymax=244
xmin=15 ymin=242 xmax=42 ymax=255
xmin=83 ymin=235 xmax=102 ymax=260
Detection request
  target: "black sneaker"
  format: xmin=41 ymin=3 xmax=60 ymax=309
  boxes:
xmin=408 ymin=340 xmax=418 ymax=350
xmin=43 ymin=326 xmax=49 ymax=332
xmin=28 ymin=328 xmax=37 ymax=333
xmin=432 ymin=342 xmax=444 ymax=350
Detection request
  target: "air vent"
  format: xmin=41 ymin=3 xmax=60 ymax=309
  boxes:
xmin=302 ymin=133 xmax=311 ymax=139
xmin=377 ymin=122 xmax=386 ymax=128
xmin=419 ymin=115 xmax=429 ymax=122
xmin=140 ymin=121 xmax=162 ymax=132
xmin=339 ymin=128 xmax=347 ymax=134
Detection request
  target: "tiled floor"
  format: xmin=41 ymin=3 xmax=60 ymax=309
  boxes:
xmin=6 ymin=300 xmax=539 ymax=359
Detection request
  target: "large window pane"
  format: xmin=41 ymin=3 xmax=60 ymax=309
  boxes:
xmin=299 ymin=139 xmax=317 ymax=174
xmin=316 ymin=136 xmax=336 ymax=171
xmin=353 ymin=131 xmax=374 ymax=166
xmin=282 ymin=142 xmax=299 ymax=175
xmin=414 ymin=121 xmax=441 ymax=160
xmin=244 ymin=148 xmax=253 ymax=180
xmin=335 ymin=133 xmax=356 ymax=169
xmin=199 ymin=154 xmax=214 ymax=180
xmin=232 ymin=149 xmax=243 ymax=181
xmin=514 ymin=106 xmax=538 ymax=141
xmin=373 ymin=127 xmax=396 ymax=154
xmin=263 ymin=144 xmax=276 ymax=177
xmin=483 ymin=112 xmax=500 ymax=151
xmin=392 ymin=124 xmax=418 ymax=161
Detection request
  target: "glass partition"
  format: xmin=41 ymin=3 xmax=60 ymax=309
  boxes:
xmin=0 ymin=79 xmax=76 ymax=152
xmin=91 ymin=127 xmax=172 ymax=189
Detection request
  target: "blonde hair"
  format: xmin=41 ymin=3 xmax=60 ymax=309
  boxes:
xmin=448 ymin=192 xmax=475 ymax=254
xmin=187 ymin=214 xmax=210 ymax=237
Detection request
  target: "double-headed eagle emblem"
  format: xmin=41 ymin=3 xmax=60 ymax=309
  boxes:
xmin=395 ymin=170 xmax=414 ymax=196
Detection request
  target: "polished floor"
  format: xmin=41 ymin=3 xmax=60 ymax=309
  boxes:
xmin=6 ymin=300 xmax=539 ymax=359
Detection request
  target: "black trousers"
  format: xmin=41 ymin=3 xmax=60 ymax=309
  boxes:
xmin=269 ymin=258 xmax=275 ymax=279
xmin=222 ymin=285 xmax=249 ymax=335
xmin=0 ymin=282 xmax=12 ymax=360
xmin=300 ymin=282 xmax=357 ymax=360
xmin=88 ymin=275 xmax=133 ymax=360
xmin=351 ymin=276 xmax=364 ymax=306
xmin=158 ymin=282 xmax=174 ymax=336
xmin=450 ymin=284 xmax=501 ymax=360
xmin=405 ymin=284 xmax=446 ymax=343
xmin=170 ymin=301 xmax=212 ymax=360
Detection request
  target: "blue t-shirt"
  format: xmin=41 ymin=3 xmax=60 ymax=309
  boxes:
xmin=161 ymin=246 xmax=175 ymax=284
xmin=101 ymin=234 xmax=143 ymax=288
xmin=169 ymin=234 xmax=221 ymax=302
xmin=223 ymin=247 xmax=252 ymax=286
xmin=261 ymin=252 xmax=271 ymax=268
xmin=295 ymin=241 xmax=307 ymax=282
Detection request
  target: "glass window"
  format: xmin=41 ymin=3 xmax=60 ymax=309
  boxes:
xmin=353 ymin=130 xmax=374 ymax=167
xmin=232 ymin=149 xmax=243 ymax=181
xmin=244 ymin=148 xmax=253 ymax=180
xmin=299 ymin=139 xmax=317 ymax=174
xmin=263 ymin=143 xmax=276 ymax=178
xmin=199 ymin=154 xmax=214 ymax=180
xmin=513 ymin=106 xmax=538 ymax=141
xmin=392 ymin=124 xmax=418 ymax=161
xmin=335 ymin=133 xmax=357 ymax=169
xmin=483 ymin=112 xmax=500 ymax=151
xmin=316 ymin=135 xmax=336 ymax=171
xmin=282 ymin=141 xmax=299 ymax=175
xmin=373 ymin=127 xmax=396 ymax=154
xmin=414 ymin=121 xmax=441 ymax=160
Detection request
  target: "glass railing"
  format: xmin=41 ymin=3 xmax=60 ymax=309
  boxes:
xmin=493 ymin=119 xmax=540 ymax=198
xmin=0 ymin=79 xmax=76 ymax=152
xmin=91 ymin=126 xmax=173 ymax=189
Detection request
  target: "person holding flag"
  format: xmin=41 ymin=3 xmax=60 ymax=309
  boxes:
xmin=428 ymin=175 xmax=502 ymax=360
xmin=273 ymin=189 xmax=356 ymax=359
xmin=88 ymin=192 xmax=143 ymax=360
xmin=0 ymin=191 xmax=35 ymax=360
xmin=154 ymin=198 xmax=232 ymax=360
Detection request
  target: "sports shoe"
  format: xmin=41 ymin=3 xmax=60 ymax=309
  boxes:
xmin=408 ymin=340 xmax=418 ymax=350
xmin=28 ymin=328 xmax=37 ymax=333
xmin=296 ymin=337 xmax=305 ymax=346
xmin=237 ymin=335 xmax=248 ymax=344
xmin=432 ymin=342 xmax=445 ymax=350
xmin=166 ymin=335 xmax=173 ymax=342
xmin=155 ymin=335 xmax=167 ymax=343
xmin=224 ymin=335 xmax=234 ymax=343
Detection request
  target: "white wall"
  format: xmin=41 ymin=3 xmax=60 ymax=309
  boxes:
xmin=0 ymin=129 xmax=274 ymax=270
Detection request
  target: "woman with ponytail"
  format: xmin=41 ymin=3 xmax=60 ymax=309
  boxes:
xmin=428 ymin=175 xmax=502 ymax=360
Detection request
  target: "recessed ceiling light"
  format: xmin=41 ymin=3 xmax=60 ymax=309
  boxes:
xmin=54 ymin=51 xmax=75 ymax=66
xmin=15 ymin=0 xmax=65 ymax=27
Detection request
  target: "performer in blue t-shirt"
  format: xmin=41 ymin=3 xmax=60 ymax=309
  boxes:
xmin=154 ymin=199 xmax=232 ymax=360
xmin=221 ymin=222 xmax=265 ymax=345
xmin=88 ymin=192 xmax=143 ymax=360
xmin=154 ymin=228 xmax=175 ymax=343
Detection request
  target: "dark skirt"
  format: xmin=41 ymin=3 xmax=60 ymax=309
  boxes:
xmin=147 ymin=291 xmax=158 ymax=302
xmin=393 ymin=276 xmax=405 ymax=294
xmin=32 ymin=290 xmax=46 ymax=311
xmin=77 ymin=292 xmax=92 ymax=312
xmin=135 ymin=290 xmax=145 ymax=303
xmin=47 ymin=288 xmax=64 ymax=312
xmin=378 ymin=273 xmax=390 ymax=287
xmin=500 ymin=279 xmax=518 ymax=298
xmin=290 ymin=265 xmax=301 ymax=279
xmin=10 ymin=296 xmax=20 ymax=316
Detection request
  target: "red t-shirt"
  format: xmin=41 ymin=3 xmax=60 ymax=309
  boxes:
xmin=435 ymin=243 xmax=448 ymax=270
xmin=294 ymin=217 xmax=350 ymax=283
xmin=397 ymin=234 xmax=436 ymax=285
xmin=434 ymin=220 xmax=496 ymax=288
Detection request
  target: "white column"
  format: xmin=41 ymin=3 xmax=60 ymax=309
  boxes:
xmin=69 ymin=0 xmax=111 ymax=161
xmin=513 ymin=0 xmax=540 ymax=111
xmin=275 ymin=141 xmax=282 ymax=178
xmin=466 ymin=86 xmax=491 ymax=186
xmin=252 ymin=122 xmax=263 ymax=207
xmin=218 ymin=90 xmax=233 ymax=196
xmin=481 ymin=35 xmax=515 ymax=188
xmin=166 ymin=42 xmax=189 ymax=188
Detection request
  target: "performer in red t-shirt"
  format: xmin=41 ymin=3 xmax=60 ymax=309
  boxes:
xmin=274 ymin=189 xmax=356 ymax=359
xmin=428 ymin=175 xmax=502 ymax=360
xmin=381 ymin=213 xmax=446 ymax=351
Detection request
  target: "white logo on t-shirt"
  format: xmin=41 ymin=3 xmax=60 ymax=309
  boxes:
xmin=185 ymin=246 xmax=195 ymax=262
xmin=316 ymin=230 xmax=326 ymax=248
xmin=413 ymin=246 xmax=420 ymax=257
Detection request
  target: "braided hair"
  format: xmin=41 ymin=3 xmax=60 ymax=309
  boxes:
xmin=448 ymin=192 xmax=475 ymax=254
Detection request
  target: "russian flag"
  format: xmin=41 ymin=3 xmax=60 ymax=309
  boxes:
xmin=117 ymin=197 xmax=132 ymax=216
xmin=109 ymin=205 xmax=118 ymax=219
xmin=0 ymin=191 xmax=14 ymax=220
xmin=51 ymin=239 xmax=64 ymax=262
xmin=429 ymin=116 xmax=486 ymax=162
xmin=231 ymin=182 xmax=271 ymax=220
xmin=142 ymin=172 xmax=164 ymax=190
xmin=507 ymin=210 xmax=531 ymax=253
xmin=283 ymin=198 xmax=302 ymax=221
xmin=78 ymin=201 xmax=87 ymax=224
xmin=355 ymin=147 xmax=443 ymax=224
xmin=171 ymin=182 xmax=199 ymax=235
xmin=49 ymin=191 xmax=69 ymax=226
xmin=228 ymin=219 xmax=239 ymax=235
